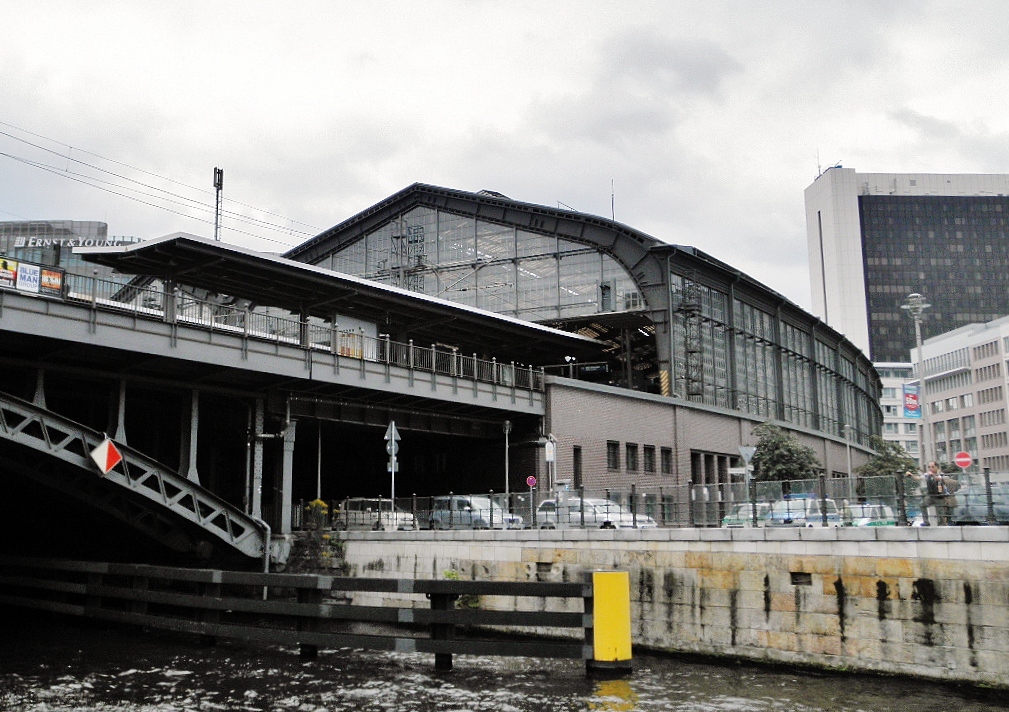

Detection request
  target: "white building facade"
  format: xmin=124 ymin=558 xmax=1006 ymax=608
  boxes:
xmin=875 ymin=362 xmax=920 ymax=467
xmin=913 ymin=316 xmax=1009 ymax=476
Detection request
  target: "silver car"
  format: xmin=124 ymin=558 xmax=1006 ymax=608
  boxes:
xmin=536 ymin=497 xmax=657 ymax=529
xmin=427 ymin=495 xmax=524 ymax=529
xmin=334 ymin=498 xmax=416 ymax=531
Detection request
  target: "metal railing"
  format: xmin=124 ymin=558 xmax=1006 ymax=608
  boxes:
xmin=297 ymin=472 xmax=1009 ymax=532
xmin=40 ymin=275 xmax=545 ymax=393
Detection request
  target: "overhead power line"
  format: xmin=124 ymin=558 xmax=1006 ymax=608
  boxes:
xmin=0 ymin=120 xmax=322 ymax=247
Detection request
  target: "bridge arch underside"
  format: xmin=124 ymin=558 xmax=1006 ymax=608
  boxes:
xmin=0 ymin=333 xmax=539 ymax=560
xmin=0 ymin=438 xmax=254 ymax=568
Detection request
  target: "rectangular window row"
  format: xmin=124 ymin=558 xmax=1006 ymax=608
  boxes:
xmin=979 ymin=385 xmax=1004 ymax=404
xmin=981 ymin=432 xmax=1009 ymax=450
xmin=975 ymin=362 xmax=1002 ymax=382
xmin=982 ymin=454 xmax=1009 ymax=471
xmin=980 ymin=409 xmax=1006 ymax=428
xmin=606 ymin=440 xmax=672 ymax=474
xmin=974 ymin=340 xmax=999 ymax=360
xmin=923 ymin=347 xmax=970 ymax=377
xmin=925 ymin=370 xmax=972 ymax=395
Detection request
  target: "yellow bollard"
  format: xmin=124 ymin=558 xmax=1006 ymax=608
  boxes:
xmin=587 ymin=570 xmax=632 ymax=676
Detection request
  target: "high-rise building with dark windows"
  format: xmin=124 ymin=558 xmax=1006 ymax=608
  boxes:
xmin=806 ymin=168 xmax=1009 ymax=363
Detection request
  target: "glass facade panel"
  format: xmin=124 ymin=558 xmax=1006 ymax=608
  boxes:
xmin=475 ymin=261 xmax=516 ymax=314
xmin=307 ymin=196 xmax=882 ymax=442
xmin=860 ymin=194 xmax=1009 ymax=361
xmin=515 ymin=230 xmax=555 ymax=258
xmin=516 ymin=256 xmax=557 ymax=321
xmin=475 ymin=222 xmax=515 ymax=262
xmin=327 ymin=210 xmax=641 ymax=324
xmin=558 ymin=250 xmax=601 ymax=316
xmin=438 ymin=213 xmax=475 ymax=265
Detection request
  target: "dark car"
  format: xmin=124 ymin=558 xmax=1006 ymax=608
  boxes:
xmin=948 ymin=487 xmax=1009 ymax=525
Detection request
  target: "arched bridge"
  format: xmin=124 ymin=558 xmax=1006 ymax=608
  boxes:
xmin=0 ymin=392 xmax=265 ymax=560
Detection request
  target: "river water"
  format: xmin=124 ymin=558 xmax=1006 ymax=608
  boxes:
xmin=1 ymin=609 xmax=1006 ymax=712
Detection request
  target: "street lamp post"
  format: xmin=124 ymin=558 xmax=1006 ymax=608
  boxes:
xmin=844 ymin=423 xmax=853 ymax=502
xmin=502 ymin=420 xmax=512 ymax=509
xmin=902 ymin=293 xmax=931 ymax=466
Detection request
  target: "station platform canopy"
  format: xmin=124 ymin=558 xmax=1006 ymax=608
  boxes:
xmin=77 ymin=233 xmax=603 ymax=366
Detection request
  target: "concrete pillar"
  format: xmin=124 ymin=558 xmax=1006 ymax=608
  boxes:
xmin=33 ymin=369 xmax=46 ymax=409
xmin=180 ymin=390 xmax=200 ymax=485
xmin=252 ymin=398 xmax=264 ymax=520
xmin=163 ymin=279 xmax=177 ymax=324
xmin=279 ymin=420 xmax=298 ymax=534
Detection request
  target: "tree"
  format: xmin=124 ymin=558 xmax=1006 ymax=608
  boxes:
xmin=855 ymin=436 xmax=917 ymax=479
xmin=750 ymin=422 xmax=822 ymax=482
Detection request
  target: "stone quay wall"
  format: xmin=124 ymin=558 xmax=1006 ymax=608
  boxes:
xmin=335 ymin=526 xmax=1009 ymax=687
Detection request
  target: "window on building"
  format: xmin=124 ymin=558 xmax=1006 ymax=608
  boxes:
xmin=626 ymin=443 xmax=639 ymax=472
xmin=906 ymin=440 xmax=919 ymax=453
xmin=883 ymin=423 xmax=899 ymax=434
xmin=932 ymin=400 xmax=944 ymax=414
xmin=660 ymin=447 xmax=673 ymax=475
xmin=643 ymin=445 xmax=655 ymax=473
xmin=882 ymin=387 xmax=897 ymax=399
xmin=905 ymin=423 xmax=918 ymax=434
xmin=606 ymin=441 xmax=620 ymax=470
xmin=961 ymin=393 xmax=973 ymax=408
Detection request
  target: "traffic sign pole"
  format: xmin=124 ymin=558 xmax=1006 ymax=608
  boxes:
xmin=384 ymin=421 xmax=401 ymax=530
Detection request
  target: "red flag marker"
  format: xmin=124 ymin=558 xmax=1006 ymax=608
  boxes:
xmin=90 ymin=438 xmax=123 ymax=474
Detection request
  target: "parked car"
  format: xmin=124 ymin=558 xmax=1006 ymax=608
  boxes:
xmin=536 ymin=497 xmax=658 ymax=529
xmin=334 ymin=498 xmax=416 ymax=531
xmin=427 ymin=495 xmax=524 ymax=529
xmin=948 ymin=488 xmax=1009 ymax=525
xmin=842 ymin=502 xmax=896 ymax=527
xmin=721 ymin=502 xmax=770 ymax=527
xmin=766 ymin=497 xmax=842 ymax=527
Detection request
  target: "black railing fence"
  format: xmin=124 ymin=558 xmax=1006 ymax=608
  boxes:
xmin=296 ymin=469 xmax=1009 ymax=531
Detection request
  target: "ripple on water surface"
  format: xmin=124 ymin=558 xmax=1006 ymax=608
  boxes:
xmin=0 ymin=611 xmax=1006 ymax=712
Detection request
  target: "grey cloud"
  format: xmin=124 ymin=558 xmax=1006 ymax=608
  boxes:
xmin=889 ymin=108 xmax=1009 ymax=170
xmin=600 ymin=31 xmax=742 ymax=98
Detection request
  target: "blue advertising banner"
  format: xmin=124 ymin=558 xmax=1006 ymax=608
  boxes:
xmin=903 ymin=383 xmax=921 ymax=419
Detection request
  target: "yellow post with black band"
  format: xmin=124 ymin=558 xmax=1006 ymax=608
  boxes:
xmin=587 ymin=570 xmax=632 ymax=675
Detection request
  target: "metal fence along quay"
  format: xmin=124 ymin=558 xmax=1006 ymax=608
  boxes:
xmin=300 ymin=471 xmax=1009 ymax=531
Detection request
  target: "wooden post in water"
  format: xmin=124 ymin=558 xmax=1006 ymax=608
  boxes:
xmin=430 ymin=592 xmax=457 ymax=671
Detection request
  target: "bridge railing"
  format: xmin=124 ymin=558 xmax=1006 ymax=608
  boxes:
xmin=52 ymin=274 xmax=545 ymax=392
xmin=0 ymin=556 xmax=592 ymax=671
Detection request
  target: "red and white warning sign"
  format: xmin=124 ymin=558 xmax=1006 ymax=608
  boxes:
xmin=90 ymin=437 xmax=123 ymax=474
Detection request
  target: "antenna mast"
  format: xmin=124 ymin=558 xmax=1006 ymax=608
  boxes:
xmin=213 ymin=167 xmax=224 ymax=241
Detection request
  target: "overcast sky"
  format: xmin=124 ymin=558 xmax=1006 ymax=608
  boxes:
xmin=3 ymin=1 xmax=1009 ymax=310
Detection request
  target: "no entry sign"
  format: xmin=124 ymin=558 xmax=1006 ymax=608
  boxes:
xmin=954 ymin=451 xmax=972 ymax=469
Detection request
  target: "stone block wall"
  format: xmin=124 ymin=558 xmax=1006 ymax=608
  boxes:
xmin=336 ymin=526 xmax=1009 ymax=687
